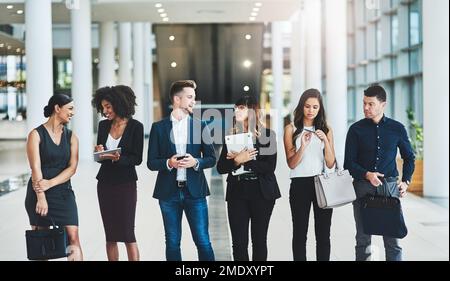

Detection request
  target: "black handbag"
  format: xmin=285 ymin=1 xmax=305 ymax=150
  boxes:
xmin=25 ymin=216 xmax=68 ymax=260
xmin=360 ymin=179 xmax=408 ymax=239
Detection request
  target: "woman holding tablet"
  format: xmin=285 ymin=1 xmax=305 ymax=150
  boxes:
xmin=217 ymin=95 xmax=281 ymax=261
xmin=92 ymin=85 xmax=144 ymax=261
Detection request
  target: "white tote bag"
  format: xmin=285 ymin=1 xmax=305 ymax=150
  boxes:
xmin=314 ymin=162 xmax=356 ymax=209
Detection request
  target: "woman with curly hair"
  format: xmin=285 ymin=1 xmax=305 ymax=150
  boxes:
xmin=91 ymin=85 xmax=144 ymax=261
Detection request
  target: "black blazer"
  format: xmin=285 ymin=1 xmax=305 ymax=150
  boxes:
xmin=147 ymin=116 xmax=217 ymax=200
xmin=96 ymin=118 xmax=144 ymax=184
xmin=217 ymin=128 xmax=281 ymax=201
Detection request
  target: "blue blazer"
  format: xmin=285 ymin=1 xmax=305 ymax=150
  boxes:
xmin=147 ymin=116 xmax=217 ymax=200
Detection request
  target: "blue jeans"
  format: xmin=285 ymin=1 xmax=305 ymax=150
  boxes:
xmin=353 ymin=180 xmax=402 ymax=261
xmin=159 ymin=188 xmax=215 ymax=261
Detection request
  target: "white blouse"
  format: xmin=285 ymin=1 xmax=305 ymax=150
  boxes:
xmin=106 ymin=134 xmax=121 ymax=150
xmin=289 ymin=124 xmax=325 ymax=178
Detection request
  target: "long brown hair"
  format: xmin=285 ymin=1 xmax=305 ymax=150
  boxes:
xmin=292 ymin=89 xmax=329 ymax=143
xmin=231 ymin=95 xmax=265 ymax=137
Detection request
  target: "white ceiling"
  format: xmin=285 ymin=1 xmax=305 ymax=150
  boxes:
xmin=0 ymin=0 xmax=300 ymax=24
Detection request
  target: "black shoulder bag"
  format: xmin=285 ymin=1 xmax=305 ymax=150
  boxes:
xmin=25 ymin=216 xmax=68 ymax=260
xmin=360 ymin=178 xmax=408 ymax=239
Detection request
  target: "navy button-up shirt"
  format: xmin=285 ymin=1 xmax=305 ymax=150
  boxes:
xmin=344 ymin=116 xmax=415 ymax=182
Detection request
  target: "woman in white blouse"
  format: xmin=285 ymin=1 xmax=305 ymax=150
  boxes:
xmin=283 ymin=89 xmax=336 ymax=261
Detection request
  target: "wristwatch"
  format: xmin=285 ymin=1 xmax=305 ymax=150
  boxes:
xmin=405 ymin=180 xmax=411 ymax=186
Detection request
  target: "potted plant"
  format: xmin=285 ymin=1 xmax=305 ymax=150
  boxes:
xmin=405 ymin=108 xmax=424 ymax=195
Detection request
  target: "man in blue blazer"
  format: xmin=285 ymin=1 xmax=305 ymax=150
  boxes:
xmin=147 ymin=80 xmax=216 ymax=261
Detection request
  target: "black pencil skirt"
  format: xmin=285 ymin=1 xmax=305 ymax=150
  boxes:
xmin=97 ymin=181 xmax=137 ymax=243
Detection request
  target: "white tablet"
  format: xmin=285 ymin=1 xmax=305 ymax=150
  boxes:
xmin=94 ymin=147 xmax=121 ymax=162
xmin=225 ymin=133 xmax=255 ymax=176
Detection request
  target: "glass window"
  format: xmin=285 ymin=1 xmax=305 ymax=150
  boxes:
xmin=347 ymin=88 xmax=356 ymax=126
xmin=384 ymin=82 xmax=395 ymax=118
xmin=409 ymin=0 xmax=421 ymax=46
xmin=391 ymin=14 xmax=399 ymax=51
xmin=56 ymin=59 xmax=72 ymax=90
xmin=0 ymin=55 xmax=26 ymax=120
xmin=376 ymin=22 xmax=382 ymax=58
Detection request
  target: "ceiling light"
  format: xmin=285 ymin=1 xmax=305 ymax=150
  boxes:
xmin=6 ymin=5 xmax=14 ymax=9
xmin=17 ymin=10 xmax=24 ymax=15
xmin=155 ymin=3 xmax=162 ymax=8
xmin=243 ymin=60 xmax=252 ymax=68
xmin=7 ymin=45 xmax=11 ymax=50
xmin=245 ymin=34 xmax=252 ymax=40
xmin=160 ymin=13 xmax=167 ymax=17
xmin=249 ymin=17 xmax=256 ymax=21
xmin=171 ymin=62 xmax=177 ymax=68
xmin=94 ymin=58 xmax=99 ymax=63
xmin=243 ymin=86 xmax=250 ymax=92
xmin=157 ymin=8 xmax=165 ymax=13
xmin=253 ymin=7 xmax=259 ymax=12
xmin=0 ymin=43 xmax=4 ymax=48
xmin=163 ymin=17 xmax=169 ymax=22
xmin=16 ymin=48 xmax=21 ymax=53
xmin=169 ymin=35 xmax=175 ymax=41
xmin=251 ymin=12 xmax=258 ymax=17
xmin=255 ymin=2 xmax=262 ymax=7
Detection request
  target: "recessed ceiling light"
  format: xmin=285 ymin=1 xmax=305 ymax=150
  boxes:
xmin=163 ymin=17 xmax=169 ymax=22
xmin=157 ymin=8 xmax=165 ymax=13
xmin=243 ymin=86 xmax=250 ymax=92
xmin=251 ymin=12 xmax=258 ymax=17
xmin=6 ymin=5 xmax=14 ymax=9
xmin=253 ymin=7 xmax=259 ymax=12
xmin=7 ymin=45 xmax=11 ymax=49
xmin=255 ymin=2 xmax=262 ymax=7
xmin=243 ymin=60 xmax=252 ymax=68
xmin=249 ymin=17 xmax=256 ymax=21
xmin=155 ymin=3 xmax=162 ymax=8
xmin=0 ymin=43 xmax=4 ymax=48
xmin=17 ymin=10 xmax=24 ymax=15
xmin=160 ymin=13 xmax=167 ymax=17
xmin=94 ymin=58 xmax=99 ymax=63
xmin=16 ymin=48 xmax=21 ymax=53
xmin=171 ymin=62 xmax=177 ymax=68
xmin=245 ymin=34 xmax=252 ymax=40
xmin=169 ymin=35 xmax=175 ymax=41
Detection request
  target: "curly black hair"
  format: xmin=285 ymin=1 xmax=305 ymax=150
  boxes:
xmin=92 ymin=85 xmax=137 ymax=118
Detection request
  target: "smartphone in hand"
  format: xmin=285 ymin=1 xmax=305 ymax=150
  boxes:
xmin=303 ymin=128 xmax=315 ymax=133
xmin=176 ymin=155 xmax=187 ymax=161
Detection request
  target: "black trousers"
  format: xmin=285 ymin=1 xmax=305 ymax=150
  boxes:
xmin=289 ymin=177 xmax=333 ymax=261
xmin=227 ymin=180 xmax=275 ymax=261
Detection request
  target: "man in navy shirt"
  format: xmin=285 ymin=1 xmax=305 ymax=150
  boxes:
xmin=344 ymin=85 xmax=415 ymax=261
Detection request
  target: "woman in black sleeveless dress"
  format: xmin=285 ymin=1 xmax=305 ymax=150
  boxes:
xmin=25 ymin=94 xmax=82 ymax=261
xmin=92 ymin=85 xmax=143 ymax=261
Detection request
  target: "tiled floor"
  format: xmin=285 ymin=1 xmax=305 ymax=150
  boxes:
xmin=0 ymin=141 xmax=448 ymax=261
